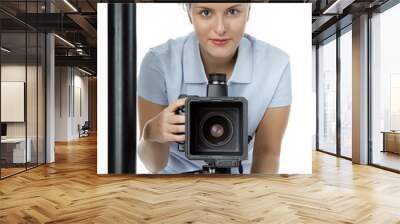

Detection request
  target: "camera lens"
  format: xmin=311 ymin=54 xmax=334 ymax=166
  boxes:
xmin=210 ymin=124 xmax=224 ymax=138
xmin=200 ymin=112 xmax=233 ymax=147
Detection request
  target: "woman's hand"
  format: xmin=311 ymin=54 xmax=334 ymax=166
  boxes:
xmin=143 ymin=98 xmax=186 ymax=143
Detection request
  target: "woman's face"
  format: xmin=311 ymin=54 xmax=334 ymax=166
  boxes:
xmin=188 ymin=3 xmax=250 ymax=60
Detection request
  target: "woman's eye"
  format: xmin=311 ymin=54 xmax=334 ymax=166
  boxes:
xmin=200 ymin=10 xmax=212 ymax=17
xmin=227 ymin=9 xmax=239 ymax=15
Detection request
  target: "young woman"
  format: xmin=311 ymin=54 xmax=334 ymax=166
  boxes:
xmin=138 ymin=3 xmax=291 ymax=174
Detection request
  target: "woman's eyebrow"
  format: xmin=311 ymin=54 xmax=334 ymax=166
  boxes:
xmin=194 ymin=6 xmax=212 ymax=10
xmin=227 ymin=4 xmax=243 ymax=9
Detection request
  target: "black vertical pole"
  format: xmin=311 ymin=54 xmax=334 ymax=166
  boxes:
xmin=336 ymin=29 xmax=341 ymax=157
xmin=367 ymin=11 xmax=372 ymax=165
xmin=108 ymin=3 xmax=136 ymax=174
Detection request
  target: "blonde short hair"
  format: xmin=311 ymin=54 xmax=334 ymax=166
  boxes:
xmin=183 ymin=3 xmax=191 ymax=13
xmin=182 ymin=3 xmax=250 ymax=14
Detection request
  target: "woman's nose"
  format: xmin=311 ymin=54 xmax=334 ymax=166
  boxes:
xmin=214 ymin=16 xmax=226 ymax=35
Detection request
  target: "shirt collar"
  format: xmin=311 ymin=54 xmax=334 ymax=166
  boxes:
xmin=183 ymin=32 xmax=253 ymax=84
xmin=229 ymin=34 xmax=253 ymax=84
xmin=183 ymin=32 xmax=208 ymax=84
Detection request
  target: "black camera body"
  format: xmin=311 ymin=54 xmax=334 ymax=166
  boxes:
xmin=177 ymin=74 xmax=248 ymax=173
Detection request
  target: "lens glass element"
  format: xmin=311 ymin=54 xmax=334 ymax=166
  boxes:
xmin=200 ymin=113 xmax=233 ymax=147
xmin=210 ymin=124 xmax=224 ymax=138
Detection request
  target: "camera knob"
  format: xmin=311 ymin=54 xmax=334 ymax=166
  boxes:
xmin=208 ymin=73 xmax=226 ymax=84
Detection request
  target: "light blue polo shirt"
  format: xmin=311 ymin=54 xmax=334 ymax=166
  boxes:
xmin=138 ymin=32 xmax=291 ymax=174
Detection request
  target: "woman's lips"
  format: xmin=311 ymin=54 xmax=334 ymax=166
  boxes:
xmin=211 ymin=39 xmax=229 ymax=46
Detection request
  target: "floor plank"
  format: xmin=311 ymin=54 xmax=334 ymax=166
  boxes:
xmin=1 ymin=134 xmax=400 ymax=223
xmin=372 ymin=150 xmax=400 ymax=171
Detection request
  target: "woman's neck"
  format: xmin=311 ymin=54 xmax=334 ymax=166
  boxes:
xmin=199 ymin=46 xmax=238 ymax=81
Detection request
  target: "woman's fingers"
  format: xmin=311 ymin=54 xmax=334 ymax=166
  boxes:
xmin=167 ymin=133 xmax=185 ymax=142
xmin=148 ymin=98 xmax=187 ymax=143
xmin=166 ymin=98 xmax=186 ymax=113
xmin=169 ymin=124 xmax=185 ymax=134
xmin=169 ymin=114 xmax=185 ymax=124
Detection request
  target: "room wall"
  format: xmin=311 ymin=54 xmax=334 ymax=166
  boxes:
xmin=54 ymin=66 xmax=69 ymax=141
xmin=54 ymin=66 xmax=89 ymax=141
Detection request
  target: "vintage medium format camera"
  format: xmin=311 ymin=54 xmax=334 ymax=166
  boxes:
xmin=176 ymin=74 xmax=249 ymax=174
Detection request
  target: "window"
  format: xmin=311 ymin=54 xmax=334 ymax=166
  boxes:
xmin=0 ymin=1 xmax=47 ymax=179
xmin=318 ymin=37 xmax=337 ymax=155
xmin=371 ymin=2 xmax=400 ymax=171
xmin=339 ymin=29 xmax=352 ymax=158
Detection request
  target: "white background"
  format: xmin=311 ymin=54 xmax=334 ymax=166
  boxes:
xmin=135 ymin=3 xmax=313 ymax=174
xmin=97 ymin=4 xmax=108 ymax=174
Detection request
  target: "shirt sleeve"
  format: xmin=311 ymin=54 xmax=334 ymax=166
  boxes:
xmin=269 ymin=62 xmax=292 ymax=108
xmin=137 ymin=51 xmax=169 ymax=106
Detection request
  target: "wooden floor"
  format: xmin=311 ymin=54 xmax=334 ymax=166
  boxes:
xmin=1 ymin=135 xmax=400 ymax=223
xmin=0 ymin=167 xmax=26 ymax=178
xmin=373 ymin=150 xmax=400 ymax=171
xmin=1 ymin=163 xmax=45 ymax=178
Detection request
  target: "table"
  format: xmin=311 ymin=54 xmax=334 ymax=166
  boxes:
xmin=381 ymin=131 xmax=400 ymax=154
